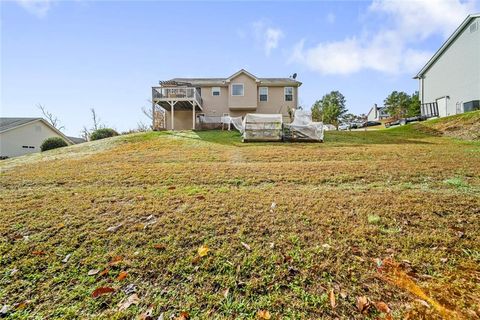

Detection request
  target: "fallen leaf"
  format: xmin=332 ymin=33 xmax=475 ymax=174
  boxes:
xmin=117 ymin=271 xmax=128 ymax=281
xmin=196 ymin=195 xmax=205 ymax=200
xmin=107 ymin=223 xmax=123 ymax=233
xmin=415 ymin=299 xmax=431 ymax=308
xmin=16 ymin=301 xmax=28 ymax=310
xmin=0 ymin=305 xmax=10 ymax=317
xmin=329 ymin=289 xmax=336 ymax=309
xmin=241 ymin=242 xmax=251 ymax=251
xmin=374 ymin=301 xmax=391 ymax=313
xmin=222 ymin=288 xmax=230 ymax=299
xmin=88 ymin=269 xmax=100 ymax=276
xmin=62 ymin=254 xmax=72 ymax=263
xmin=176 ymin=311 xmax=190 ymax=320
xmin=98 ymin=268 xmax=110 ymax=277
xmin=118 ymin=293 xmax=140 ymax=311
xmin=92 ymin=287 xmax=115 ymax=298
xmin=32 ymin=250 xmax=46 ymax=255
xmin=198 ymin=245 xmax=209 ymax=257
xmin=122 ymin=283 xmax=137 ymax=295
xmin=153 ymin=244 xmax=166 ymax=251
xmin=257 ymin=310 xmax=271 ymax=319
xmin=138 ymin=305 xmax=154 ymax=320
xmin=109 ymin=256 xmax=123 ymax=266
xmin=356 ymin=296 xmax=370 ymax=313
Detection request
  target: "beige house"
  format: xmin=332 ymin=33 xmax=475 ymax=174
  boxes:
xmin=152 ymin=69 xmax=301 ymax=130
xmin=0 ymin=118 xmax=76 ymax=158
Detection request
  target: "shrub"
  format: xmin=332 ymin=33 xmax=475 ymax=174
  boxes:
xmin=90 ymin=128 xmax=118 ymax=141
xmin=40 ymin=137 xmax=68 ymax=152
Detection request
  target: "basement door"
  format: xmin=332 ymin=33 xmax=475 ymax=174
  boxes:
xmin=436 ymin=97 xmax=448 ymax=117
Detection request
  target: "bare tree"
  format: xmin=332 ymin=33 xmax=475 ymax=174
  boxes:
xmin=90 ymin=108 xmax=102 ymax=131
xmin=136 ymin=121 xmax=149 ymax=132
xmin=37 ymin=104 xmax=65 ymax=131
xmin=142 ymin=99 xmax=165 ymax=130
xmin=80 ymin=126 xmax=90 ymax=141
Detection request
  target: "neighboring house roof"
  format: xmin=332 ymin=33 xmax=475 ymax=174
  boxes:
xmin=163 ymin=69 xmax=302 ymax=87
xmin=414 ymin=13 xmax=480 ymax=79
xmin=0 ymin=117 xmax=41 ymax=132
xmin=67 ymin=136 xmax=86 ymax=144
xmin=0 ymin=117 xmax=75 ymax=144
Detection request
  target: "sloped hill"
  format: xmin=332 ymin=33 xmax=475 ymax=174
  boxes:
xmin=414 ymin=110 xmax=480 ymax=140
xmin=0 ymin=130 xmax=479 ymax=319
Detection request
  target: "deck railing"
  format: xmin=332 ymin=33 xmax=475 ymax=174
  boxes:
xmin=421 ymin=102 xmax=439 ymax=118
xmin=152 ymin=87 xmax=203 ymax=107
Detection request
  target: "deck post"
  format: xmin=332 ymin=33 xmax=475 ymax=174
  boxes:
xmin=192 ymin=101 xmax=196 ymax=130
xmin=170 ymin=101 xmax=175 ymax=131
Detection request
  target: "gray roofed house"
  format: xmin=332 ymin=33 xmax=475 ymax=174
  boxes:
xmin=152 ymin=69 xmax=302 ymax=130
xmin=414 ymin=13 xmax=480 ymax=118
xmin=0 ymin=117 xmax=79 ymax=158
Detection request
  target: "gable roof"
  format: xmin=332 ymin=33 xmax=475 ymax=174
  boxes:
xmin=0 ymin=117 xmax=75 ymax=144
xmin=163 ymin=69 xmax=302 ymax=87
xmin=0 ymin=118 xmax=41 ymax=132
xmin=226 ymin=69 xmax=260 ymax=82
xmin=414 ymin=13 xmax=480 ymax=79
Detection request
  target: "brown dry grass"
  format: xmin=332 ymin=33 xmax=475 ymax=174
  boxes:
xmin=1 ymin=127 xmax=479 ymax=319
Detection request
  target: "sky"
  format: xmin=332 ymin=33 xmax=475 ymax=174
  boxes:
xmin=1 ymin=0 xmax=479 ymax=136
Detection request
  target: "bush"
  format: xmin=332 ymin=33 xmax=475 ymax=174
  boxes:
xmin=41 ymin=137 xmax=68 ymax=152
xmin=90 ymin=128 xmax=118 ymax=141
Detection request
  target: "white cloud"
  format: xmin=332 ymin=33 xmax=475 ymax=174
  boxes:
xmin=326 ymin=12 xmax=336 ymax=24
xmin=15 ymin=0 xmax=53 ymax=18
xmin=290 ymin=0 xmax=477 ymax=75
xmin=264 ymin=27 xmax=284 ymax=56
xmin=252 ymin=21 xmax=284 ymax=56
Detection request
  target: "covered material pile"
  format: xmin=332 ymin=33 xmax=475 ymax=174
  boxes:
xmin=283 ymin=110 xmax=324 ymax=142
xmin=242 ymin=114 xmax=283 ymax=142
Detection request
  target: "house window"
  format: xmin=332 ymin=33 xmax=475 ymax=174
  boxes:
xmin=259 ymin=87 xmax=268 ymax=102
xmin=231 ymin=83 xmax=244 ymax=96
xmin=212 ymin=87 xmax=221 ymax=96
xmin=284 ymin=87 xmax=293 ymax=101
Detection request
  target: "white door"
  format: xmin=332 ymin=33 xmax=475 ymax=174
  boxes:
xmin=436 ymin=97 xmax=447 ymax=117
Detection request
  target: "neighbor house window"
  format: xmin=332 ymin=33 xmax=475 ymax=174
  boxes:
xmin=284 ymin=87 xmax=293 ymax=101
xmin=212 ymin=87 xmax=221 ymax=96
xmin=259 ymin=87 xmax=268 ymax=102
xmin=231 ymin=83 xmax=244 ymax=96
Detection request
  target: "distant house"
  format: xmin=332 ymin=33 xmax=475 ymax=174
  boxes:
xmin=414 ymin=13 xmax=480 ymax=118
xmin=367 ymin=104 xmax=390 ymax=121
xmin=152 ymin=69 xmax=301 ymax=130
xmin=0 ymin=118 xmax=76 ymax=158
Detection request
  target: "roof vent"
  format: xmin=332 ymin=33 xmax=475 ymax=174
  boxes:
xmin=470 ymin=21 xmax=478 ymax=33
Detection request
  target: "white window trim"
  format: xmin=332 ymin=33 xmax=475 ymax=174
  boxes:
xmin=259 ymin=87 xmax=268 ymax=102
xmin=284 ymin=87 xmax=294 ymax=102
xmin=231 ymin=83 xmax=244 ymax=97
xmin=211 ymin=87 xmax=221 ymax=96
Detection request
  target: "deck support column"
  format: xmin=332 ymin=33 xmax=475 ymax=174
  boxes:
xmin=169 ymin=101 xmax=177 ymax=131
xmin=192 ymin=101 xmax=196 ymax=130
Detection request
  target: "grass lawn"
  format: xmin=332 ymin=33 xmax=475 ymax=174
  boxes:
xmin=1 ymin=125 xmax=479 ymax=319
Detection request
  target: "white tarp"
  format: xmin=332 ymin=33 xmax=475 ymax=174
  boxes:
xmin=243 ymin=113 xmax=283 ymax=141
xmin=284 ymin=110 xmax=324 ymax=141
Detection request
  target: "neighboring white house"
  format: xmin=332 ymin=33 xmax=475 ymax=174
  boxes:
xmin=0 ymin=118 xmax=75 ymax=158
xmin=367 ymin=104 xmax=390 ymax=121
xmin=414 ymin=13 xmax=480 ymax=118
